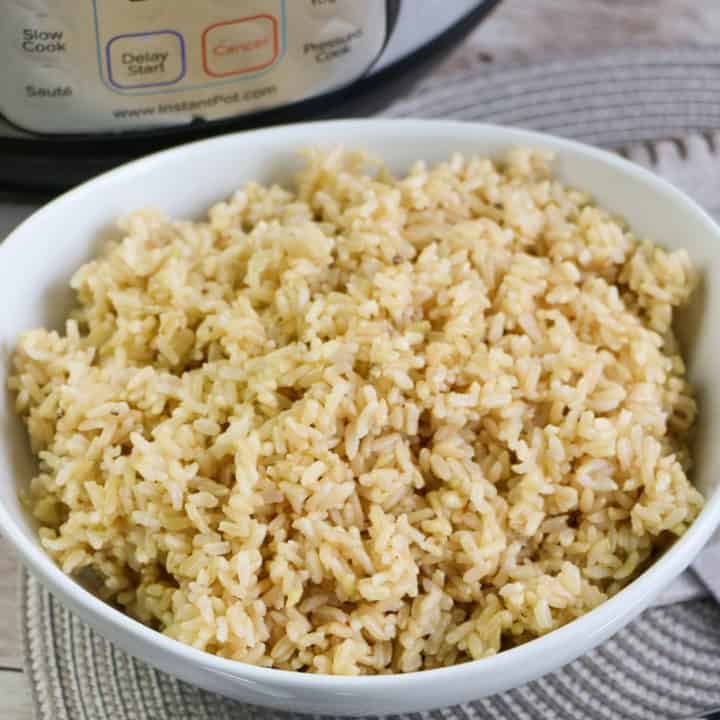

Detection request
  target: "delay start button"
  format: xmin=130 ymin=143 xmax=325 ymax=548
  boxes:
xmin=107 ymin=30 xmax=185 ymax=90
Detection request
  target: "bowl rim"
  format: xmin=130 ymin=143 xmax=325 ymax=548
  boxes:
xmin=2 ymin=117 xmax=720 ymax=690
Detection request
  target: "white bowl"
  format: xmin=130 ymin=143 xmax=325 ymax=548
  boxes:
xmin=1 ymin=120 xmax=720 ymax=716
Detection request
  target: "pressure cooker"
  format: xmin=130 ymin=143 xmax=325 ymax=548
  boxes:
xmin=0 ymin=0 xmax=501 ymax=189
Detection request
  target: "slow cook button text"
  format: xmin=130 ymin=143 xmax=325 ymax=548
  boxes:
xmin=22 ymin=28 xmax=67 ymax=53
xmin=304 ymin=27 xmax=362 ymax=63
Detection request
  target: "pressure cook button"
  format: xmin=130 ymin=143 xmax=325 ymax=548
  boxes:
xmin=304 ymin=19 xmax=362 ymax=63
xmin=202 ymin=16 xmax=279 ymax=78
xmin=107 ymin=30 xmax=186 ymax=89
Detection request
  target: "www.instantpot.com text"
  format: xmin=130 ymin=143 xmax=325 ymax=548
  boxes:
xmin=112 ymin=85 xmax=277 ymax=120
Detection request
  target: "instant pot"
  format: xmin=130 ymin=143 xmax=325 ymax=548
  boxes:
xmin=0 ymin=0 xmax=501 ymax=189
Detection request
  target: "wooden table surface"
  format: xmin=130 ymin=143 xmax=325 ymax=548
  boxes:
xmin=3 ymin=1 xmax=720 ymax=717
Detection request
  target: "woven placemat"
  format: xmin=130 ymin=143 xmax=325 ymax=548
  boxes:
xmin=20 ymin=49 xmax=720 ymax=720
xmin=387 ymin=47 xmax=720 ymax=148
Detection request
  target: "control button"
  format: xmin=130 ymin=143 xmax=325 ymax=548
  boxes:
xmin=106 ymin=30 xmax=185 ymax=89
xmin=209 ymin=0 xmax=282 ymax=8
xmin=122 ymin=0 xmax=168 ymax=22
xmin=202 ymin=15 xmax=279 ymax=78
xmin=15 ymin=0 xmax=47 ymax=11
xmin=306 ymin=0 xmax=342 ymax=19
xmin=20 ymin=66 xmax=76 ymax=105
xmin=20 ymin=26 xmax=71 ymax=57
xmin=303 ymin=18 xmax=362 ymax=64
xmin=8 ymin=6 xmax=74 ymax=64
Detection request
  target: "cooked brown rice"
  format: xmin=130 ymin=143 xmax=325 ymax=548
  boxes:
xmin=10 ymin=147 xmax=703 ymax=674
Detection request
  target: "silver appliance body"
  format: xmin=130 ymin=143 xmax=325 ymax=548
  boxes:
xmin=0 ymin=0 xmax=500 ymax=187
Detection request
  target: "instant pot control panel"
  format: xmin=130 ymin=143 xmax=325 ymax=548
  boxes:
xmin=0 ymin=0 xmax=388 ymax=134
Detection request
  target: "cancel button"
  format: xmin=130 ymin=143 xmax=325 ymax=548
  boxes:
xmin=107 ymin=31 xmax=186 ymax=89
